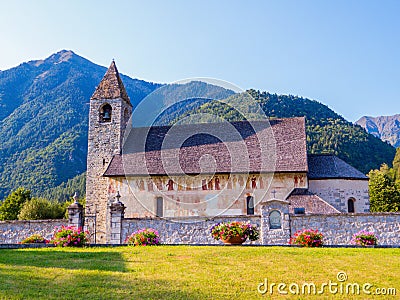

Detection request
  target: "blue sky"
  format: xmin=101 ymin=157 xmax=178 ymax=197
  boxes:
xmin=0 ymin=0 xmax=399 ymax=121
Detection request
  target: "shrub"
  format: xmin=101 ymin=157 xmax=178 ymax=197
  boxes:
xmin=125 ymin=228 xmax=160 ymax=246
xmin=18 ymin=198 xmax=65 ymax=220
xmin=210 ymin=221 xmax=260 ymax=242
xmin=0 ymin=187 xmax=31 ymax=220
xmin=51 ymin=225 xmax=89 ymax=247
xmin=21 ymin=234 xmax=48 ymax=244
xmin=351 ymin=230 xmax=378 ymax=246
xmin=290 ymin=229 xmax=324 ymax=247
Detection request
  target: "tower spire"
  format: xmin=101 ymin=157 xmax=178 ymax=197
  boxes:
xmin=91 ymin=61 xmax=131 ymax=106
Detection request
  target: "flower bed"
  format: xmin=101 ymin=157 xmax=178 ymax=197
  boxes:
xmin=20 ymin=234 xmax=48 ymax=244
xmin=50 ymin=225 xmax=89 ymax=247
xmin=210 ymin=221 xmax=259 ymax=243
xmin=125 ymin=228 xmax=160 ymax=246
xmin=351 ymin=230 xmax=378 ymax=246
xmin=289 ymin=229 xmax=323 ymax=247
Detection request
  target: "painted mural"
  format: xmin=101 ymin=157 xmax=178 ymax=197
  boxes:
xmin=108 ymin=173 xmax=307 ymax=218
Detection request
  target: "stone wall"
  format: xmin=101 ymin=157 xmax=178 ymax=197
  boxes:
xmin=291 ymin=213 xmax=400 ymax=245
xmin=0 ymin=219 xmax=67 ymax=243
xmin=121 ymin=215 xmax=261 ymax=245
xmin=308 ymin=179 xmax=370 ymax=213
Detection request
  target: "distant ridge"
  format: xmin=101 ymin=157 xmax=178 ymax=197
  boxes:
xmin=356 ymin=114 xmax=400 ymax=148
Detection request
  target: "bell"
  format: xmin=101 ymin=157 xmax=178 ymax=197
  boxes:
xmin=103 ymin=111 xmax=111 ymax=119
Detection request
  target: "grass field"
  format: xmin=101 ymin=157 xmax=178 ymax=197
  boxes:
xmin=0 ymin=246 xmax=398 ymax=299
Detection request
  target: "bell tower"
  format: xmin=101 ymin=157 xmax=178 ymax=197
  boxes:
xmin=85 ymin=61 xmax=132 ymax=243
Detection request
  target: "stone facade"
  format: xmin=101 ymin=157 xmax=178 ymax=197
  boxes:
xmin=0 ymin=220 xmax=67 ymax=243
xmin=291 ymin=213 xmax=400 ymax=245
xmin=85 ymin=62 xmax=132 ymax=243
xmin=308 ymin=179 xmax=370 ymax=213
xmin=107 ymin=172 xmax=307 ymax=218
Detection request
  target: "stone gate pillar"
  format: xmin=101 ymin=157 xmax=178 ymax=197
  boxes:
xmin=107 ymin=193 xmax=126 ymax=244
xmin=260 ymin=199 xmax=291 ymax=245
xmin=68 ymin=195 xmax=84 ymax=229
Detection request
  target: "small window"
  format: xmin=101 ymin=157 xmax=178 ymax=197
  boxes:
xmin=99 ymin=104 xmax=112 ymax=122
xmin=269 ymin=210 xmax=281 ymax=229
xmin=348 ymin=198 xmax=355 ymax=213
xmin=156 ymin=197 xmax=163 ymax=217
xmin=294 ymin=207 xmax=305 ymax=214
xmin=246 ymin=196 xmax=254 ymax=215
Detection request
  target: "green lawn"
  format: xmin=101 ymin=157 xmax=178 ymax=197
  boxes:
xmin=0 ymin=246 xmax=398 ymax=299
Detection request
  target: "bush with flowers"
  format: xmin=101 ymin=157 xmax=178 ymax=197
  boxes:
xmin=289 ymin=229 xmax=324 ymax=247
xmin=351 ymin=230 xmax=378 ymax=246
xmin=51 ymin=225 xmax=89 ymax=247
xmin=125 ymin=228 xmax=160 ymax=246
xmin=210 ymin=221 xmax=260 ymax=242
xmin=20 ymin=234 xmax=48 ymax=244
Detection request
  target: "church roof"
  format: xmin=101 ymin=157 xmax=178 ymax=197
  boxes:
xmin=104 ymin=117 xmax=308 ymax=176
xmin=307 ymin=154 xmax=368 ymax=180
xmin=288 ymin=189 xmax=340 ymax=214
xmin=91 ymin=61 xmax=131 ymax=105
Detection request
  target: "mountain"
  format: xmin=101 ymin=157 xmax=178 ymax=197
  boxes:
xmin=0 ymin=51 xmax=396 ymax=200
xmin=173 ymin=89 xmax=396 ymax=174
xmin=0 ymin=50 xmax=161 ymax=200
xmin=356 ymin=115 xmax=400 ymax=148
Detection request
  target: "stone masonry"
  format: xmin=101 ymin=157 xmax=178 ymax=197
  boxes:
xmin=291 ymin=213 xmax=400 ymax=245
xmin=85 ymin=61 xmax=132 ymax=243
xmin=121 ymin=215 xmax=261 ymax=245
xmin=0 ymin=220 xmax=67 ymax=243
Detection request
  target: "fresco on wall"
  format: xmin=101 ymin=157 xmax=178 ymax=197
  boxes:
xmin=108 ymin=173 xmax=307 ymax=218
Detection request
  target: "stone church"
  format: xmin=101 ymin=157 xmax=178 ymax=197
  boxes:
xmin=85 ymin=62 xmax=370 ymax=242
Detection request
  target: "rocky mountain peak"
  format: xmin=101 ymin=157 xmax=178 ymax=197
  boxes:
xmin=356 ymin=114 xmax=400 ymax=148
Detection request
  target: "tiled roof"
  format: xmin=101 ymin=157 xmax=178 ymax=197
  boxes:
xmin=104 ymin=117 xmax=308 ymax=176
xmin=91 ymin=61 xmax=131 ymax=105
xmin=307 ymin=154 xmax=368 ymax=180
xmin=288 ymin=189 xmax=340 ymax=214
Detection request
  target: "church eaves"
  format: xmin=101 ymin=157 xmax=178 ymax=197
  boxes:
xmin=91 ymin=60 xmax=131 ymax=105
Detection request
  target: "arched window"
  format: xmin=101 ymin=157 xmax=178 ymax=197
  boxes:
xmin=156 ymin=197 xmax=163 ymax=217
xmin=246 ymin=195 xmax=254 ymax=215
xmin=99 ymin=104 xmax=112 ymax=122
xmin=348 ymin=198 xmax=355 ymax=213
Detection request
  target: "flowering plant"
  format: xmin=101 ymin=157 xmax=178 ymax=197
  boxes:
xmin=210 ymin=221 xmax=260 ymax=242
xmin=351 ymin=230 xmax=378 ymax=246
xmin=289 ymin=229 xmax=323 ymax=247
xmin=20 ymin=234 xmax=48 ymax=244
xmin=50 ymin=225 xmax=89 ymax=247
xmin=125 ymin=228 xmax=160 ymax=246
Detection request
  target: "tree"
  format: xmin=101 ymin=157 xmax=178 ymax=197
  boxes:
xmin=368 ymin=166 xmax=400 ymax=212
xmin=18 ymin=198 xmax=65 ymax=220
xmin=0 ymin=187 xmax=31 ymax=220
xmin=393 ymin=148 xmax=400 ymax=181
